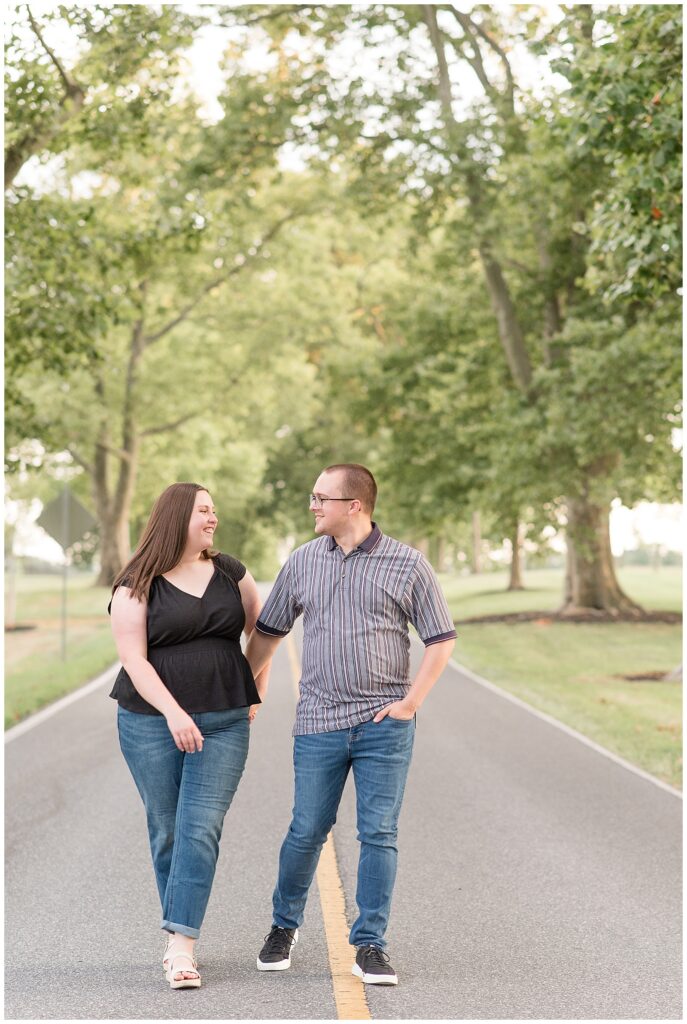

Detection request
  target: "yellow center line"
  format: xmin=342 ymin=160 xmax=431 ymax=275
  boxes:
xmin=285 ymin=634 xmax=372 ymax=1021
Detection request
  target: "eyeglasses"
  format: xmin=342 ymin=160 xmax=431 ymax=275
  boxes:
xmin=309 ymin=494 xmax=355 ymax=508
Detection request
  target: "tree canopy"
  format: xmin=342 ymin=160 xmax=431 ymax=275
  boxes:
xmin=5 ymin=3 xmax=682 ymax=610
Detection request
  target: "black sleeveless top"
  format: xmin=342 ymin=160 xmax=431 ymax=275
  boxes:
xmin=108 ymin=553 xmax=260 ymax=715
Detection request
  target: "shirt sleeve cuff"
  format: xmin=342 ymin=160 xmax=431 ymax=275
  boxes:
xmin=423 ymin=629 xmax=457 ymax=647
xmin=255 ymin=619 xmax=290 ymax=637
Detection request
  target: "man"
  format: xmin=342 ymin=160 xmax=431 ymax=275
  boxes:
xmin=245 ymin=464 xmax=456 ymax=986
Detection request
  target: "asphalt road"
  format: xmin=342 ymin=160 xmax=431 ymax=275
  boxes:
xmin=5 ymin=628 xmax=682 ymax=1020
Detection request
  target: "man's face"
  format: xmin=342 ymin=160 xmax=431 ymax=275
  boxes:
xmin=309 ymin=470 xmax=352 ymax=535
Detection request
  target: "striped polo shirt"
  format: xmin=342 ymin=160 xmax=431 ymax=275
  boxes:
xmin=256 ymin=524 xmax=457 ymax=735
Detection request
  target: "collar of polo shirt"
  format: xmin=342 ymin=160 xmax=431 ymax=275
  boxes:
xmin=327 ymin=522 xmax=382 ymax=553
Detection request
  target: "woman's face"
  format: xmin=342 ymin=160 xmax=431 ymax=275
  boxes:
xmin=186 ymin=490 xmax=218 ymax=553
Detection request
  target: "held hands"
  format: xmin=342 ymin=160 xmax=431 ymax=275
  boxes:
xmin=373 ymin=699 xmax=416 ymax=723
xmin=166 ymin=707 xmax=204 ymax=753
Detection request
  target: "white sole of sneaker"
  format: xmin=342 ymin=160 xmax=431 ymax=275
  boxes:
xmin=256 ymin=957 xmax=291 ymax=972
xmin=351 ymin=963 xmax=398 ymax=985
xmin=256 ymin=929 xmax=298 ymax=972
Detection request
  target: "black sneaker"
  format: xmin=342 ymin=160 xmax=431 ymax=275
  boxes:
xmin=257 ymin=925 xmax=298 ymax=971
xmin=352 ymin=944 xmax=398 ymax=985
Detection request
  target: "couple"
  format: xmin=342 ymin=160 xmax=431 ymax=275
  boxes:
xmin=109 ymin=464 xmax=456 ymax=990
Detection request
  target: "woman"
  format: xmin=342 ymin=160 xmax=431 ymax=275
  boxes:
xmin=109 ymin=482 xmax=267 ymax=989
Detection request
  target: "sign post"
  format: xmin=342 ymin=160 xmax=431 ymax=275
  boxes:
xmin=37 ymin=487 xmax=97 ymax=661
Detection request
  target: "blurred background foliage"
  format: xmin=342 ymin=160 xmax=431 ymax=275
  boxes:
xmin=5 ymin=3 xmax=682 ymax=598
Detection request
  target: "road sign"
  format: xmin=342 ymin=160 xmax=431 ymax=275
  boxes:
xmin=37 ymin=489 xmax=97 ymax=551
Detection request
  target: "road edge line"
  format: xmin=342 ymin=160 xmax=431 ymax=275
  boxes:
xmin=5 ymin=663 xmax=119 ymax=744
xmin=285 ymin=634 xmax=372 ymax=1021
xmin=420 ymin=637 xmax=682 ymax=799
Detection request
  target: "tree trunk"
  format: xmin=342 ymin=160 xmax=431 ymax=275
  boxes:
xmin=96 ymin=511 xmax=131 ymax=586
xmin=471 ymin=511 xmax=482 ymax=574
xmin=93 ymin=313 xmax=146 ymax=586
xmin=95 ymin=461 xmax=139 ymax=585
xmin=507 ymin=520 xmax=525 ymax=591
xmin=93 ymin=412 xmax=141 ymax=587
xmin=560 ymin=495 xmax=644 ymax=617
xmin=436 ymin=535 xmax=447 ymax=573
xmin=427 ymin=535 xmax=448 ymax=572
xmin=478 ymin=242 xmax=533 ymax=393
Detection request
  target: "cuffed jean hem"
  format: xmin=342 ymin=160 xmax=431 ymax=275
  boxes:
xmin=162 ymin=919 xmax=200 ymax=939
xmin=350 ymin=930 xmax=387 ymax=950
xmin=273 ymin=718 xmax=415 ymax=948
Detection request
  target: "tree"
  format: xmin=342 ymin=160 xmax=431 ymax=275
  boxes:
xmin=351 ymin=215 xmax=556 ymax=583
xmin=223 ymin=3 xmax=681 ymax=615
xmin=6 ymin=8 xmax=323 ymax=582
xmin=4 ymin=4 xmax=200 ymax=434
xmin=4 ymin=4 xmax=199 ymax=187
xmin=8 ymin=4 xmax=680 ymax=605
xmin=550 ymin=5 xmax=682 ymax=305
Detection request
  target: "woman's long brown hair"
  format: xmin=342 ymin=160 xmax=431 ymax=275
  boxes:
xmin=111 ymin=483 xmax=215 ymax=601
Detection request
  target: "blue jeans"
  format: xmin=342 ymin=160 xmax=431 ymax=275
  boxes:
xmin=117 ymin=705 xmax=249 ymax=939
xmin=273 ymin=715 xmax=415 ymax=949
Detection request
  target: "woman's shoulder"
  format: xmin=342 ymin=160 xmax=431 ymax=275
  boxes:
xmin=109 ymin=582 xmax=147 ymax=617
xmin=212 ymin=551 xmax=247 ymax=583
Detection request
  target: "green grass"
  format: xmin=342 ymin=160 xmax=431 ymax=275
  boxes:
xmin=7 ymin=570 xmax=115 ymax=621
xmin=439 ymin=565 xmax=682 ymax=618
xmin=5 ymin=627 xmax=117 ymax=728
xmin=5 ymin=572 xmax=117 ymax=728
xmin=4 ymin=566 xmax=683 ymax=789
xmin=439 ymin=566 xmax=682 ymax=789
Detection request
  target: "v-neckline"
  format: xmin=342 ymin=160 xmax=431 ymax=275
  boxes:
xmin=160 ymin=564 xmax=217 ymax=600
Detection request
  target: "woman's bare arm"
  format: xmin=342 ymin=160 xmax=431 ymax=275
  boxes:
xmin=110 ymin=586 xmax=204 ymax=752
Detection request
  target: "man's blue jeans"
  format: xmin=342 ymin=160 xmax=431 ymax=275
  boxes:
xmin=272 ymin=715 xmax=415 ymax=949
xmin=117 ymin=705 xmax=249 ymax=939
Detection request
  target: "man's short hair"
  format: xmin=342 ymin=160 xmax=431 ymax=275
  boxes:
xmin=324 ymin=463 xmax=377 ymax=515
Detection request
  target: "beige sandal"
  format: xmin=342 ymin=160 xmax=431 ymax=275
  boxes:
xmin=166 ymin=948 xmax=201 ymax=989
xmin=162 ymin=935 xmax=173 ymax=972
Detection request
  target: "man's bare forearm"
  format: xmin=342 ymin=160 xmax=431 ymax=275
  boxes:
xmin=403 ymin=638 xmax=455 ymax=712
